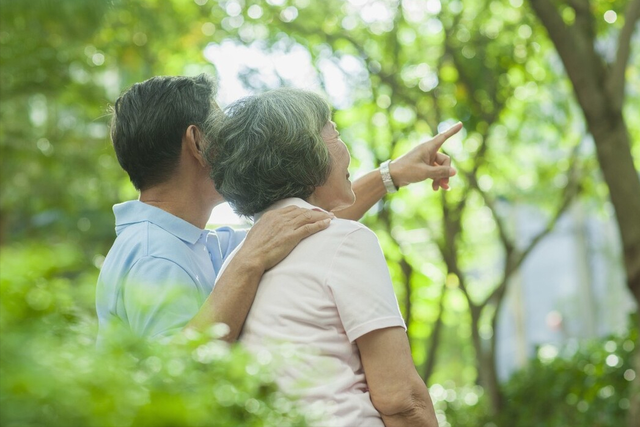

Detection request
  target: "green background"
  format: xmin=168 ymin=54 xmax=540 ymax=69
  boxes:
xmin=1 ymin=0 xmax=639 ymax=425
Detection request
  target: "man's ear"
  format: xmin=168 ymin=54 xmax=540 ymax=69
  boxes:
xmin=185 ymin=124 xmax=207 ymax=167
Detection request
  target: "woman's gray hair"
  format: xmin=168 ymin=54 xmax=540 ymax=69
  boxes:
xmin=205 ymin=88 xmax=332 ymax=216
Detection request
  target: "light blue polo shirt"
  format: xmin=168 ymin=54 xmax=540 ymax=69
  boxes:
xmin=95 ymin=201 xmax=247 ymax=343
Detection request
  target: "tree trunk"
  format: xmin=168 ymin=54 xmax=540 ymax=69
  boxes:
xmin=528 ymin=3 xmax=640 ymax=423
xmin=469 ymin=306 xmax=504 ymax=414
xmin=588 ymin=105 xmax=640 ymax=427
xmin=627 ymin=316 xmax=640 ymax=427
xmin=422 ymin=286 xmax=447 ymax=383
xmin=629 ymin=318 xmax=640 ymax=427
xmin=529 ymin=0 xmax=640 ymax=307
xmin=400 ymin=258 xmax=413 ymax=328
xmin=589 ymin=117 xmax=640 ymax=304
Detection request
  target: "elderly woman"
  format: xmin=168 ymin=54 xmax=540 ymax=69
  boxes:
xmin=207 ymin=89 xmax=437 ymax=427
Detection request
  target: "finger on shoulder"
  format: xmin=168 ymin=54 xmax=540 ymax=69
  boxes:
xmin=260 ymin=205 xmax=301 ymax=222
xmin=294 ymin=218 xmax=332 ymax=237
xmin=293 ymin=209 xmax=333 ymax=226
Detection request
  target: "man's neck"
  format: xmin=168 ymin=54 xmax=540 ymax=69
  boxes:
xmin=139 ymin=183 xmax=222 ymax=229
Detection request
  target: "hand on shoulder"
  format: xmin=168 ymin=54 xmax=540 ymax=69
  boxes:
xmin=238 ymin=206 xmax=334 ymax=271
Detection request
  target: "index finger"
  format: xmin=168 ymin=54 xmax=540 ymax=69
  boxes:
xmin=292 ymin=208 xmax=334 ymax=228
xmin=292 ymin=218 xmax=332 ymax=241
xmin=431 ymin=121 xmax=463 ymax=151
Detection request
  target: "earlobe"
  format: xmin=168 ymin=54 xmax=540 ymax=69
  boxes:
xmin=185 ymin=125 xmax=208 ymax=167
xmin=195 ymin=142 xmax=207 ymax=169
xmin=193 ymin=127 xmax=203 ymax=153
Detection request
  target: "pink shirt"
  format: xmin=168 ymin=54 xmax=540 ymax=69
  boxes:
xmin=217 ymin=198 xmax=405 ymax=426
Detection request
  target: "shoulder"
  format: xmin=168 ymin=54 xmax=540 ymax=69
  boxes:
xmin=127 ymin=255 xmax=190 ymax=277
xmin=325 ymin=218 xmax=372 ymax=238
xmin=101 ymin=252 xmax=194 ymax=291
xmin=324 ymin=218 xmax=380 ymax=249
xmin=290 ymin=218 xmax=373 ymax=252
xmin=101 ymin=222 xmax=193 ymax=283
xmin=292 ymin=218 xmax=381 ymax=252
xmin=296 ymin=218 xmax=381 ymax=264
xmin=119 ymin=221 xmax=192 ymax=258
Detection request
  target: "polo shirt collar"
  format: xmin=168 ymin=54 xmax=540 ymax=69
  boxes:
xmin=113 ymin=200 xmax=204 ymax=244
xmin=254 ymin=198 xmax=328 ymax=222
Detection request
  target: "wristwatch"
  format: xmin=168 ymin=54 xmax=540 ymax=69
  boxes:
xmin=380 ymin=160 xmax=398 ymax=194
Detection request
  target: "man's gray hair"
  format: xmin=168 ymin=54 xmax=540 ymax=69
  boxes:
xmin=205 ymin=88 xmax=332 ymax=216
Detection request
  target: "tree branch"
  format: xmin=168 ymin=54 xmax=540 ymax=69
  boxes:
xmin=516 ymin=141 xmax=583 ymax=264
xmin=529 ymin=0 xmax=581 ymax=60
xmin=517 ymin=188 xmax=577 ymax=267
xmin=529 ymin=0 xmax=606 ymax=119
xmin=568 ymin=0 xmax=595 ymax=40
xmin=438 ymin=195 xmax=476 ymax=308
xmin=465 ymin=171 xmax=515 ymax=254
xmin=480 ymin=142 xmax=583 ymax=308
xmin=609 ymin=0 xmax=640 ymax=109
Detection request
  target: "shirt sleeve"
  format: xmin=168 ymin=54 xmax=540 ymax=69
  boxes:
xmin=122 ymin=257 xmax=202 ymax=339
xmin=325 ymin=226 xmax=406 ymax=343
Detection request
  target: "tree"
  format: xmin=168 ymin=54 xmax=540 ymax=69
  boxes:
xmin=528 ymin=0 xmax=640 ymax=423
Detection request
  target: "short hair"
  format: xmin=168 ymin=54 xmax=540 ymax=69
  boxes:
xmin=110 ymin=74 xmax=218 ymax=190
xmin=206 ymin=88 xmax=332 ymax=216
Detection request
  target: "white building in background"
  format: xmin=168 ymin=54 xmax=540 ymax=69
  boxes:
xmin=495 ymin=202 xmax=635 ymax=381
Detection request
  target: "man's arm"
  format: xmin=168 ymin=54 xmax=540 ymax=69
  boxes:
xmin=335 ymin=122 xmax=462 ymax=221
xmin=186 ymin=206 xmax=333 ymax=342
xmin=357 ymin=327 xmax=438 ymax=427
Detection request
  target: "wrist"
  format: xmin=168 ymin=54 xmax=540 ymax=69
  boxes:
xmin=380 ymin=160 xmax=399 ymax=193
xmin=389 ymin=160 xmax=403 ymax=188
xmin=231 ymin=246 xmax=266 ymax=275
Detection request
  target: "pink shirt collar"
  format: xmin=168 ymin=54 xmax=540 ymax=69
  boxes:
xmin=253 ymin=197 xmax=328 ymax=222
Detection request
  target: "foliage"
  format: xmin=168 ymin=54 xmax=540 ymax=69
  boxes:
xmin=1 ymin=0 xmax=639 ymax=424
xmin=438 ymin=321 xmax=638 ymax=427
xmin=0 ymin=244 xmax=310 ymax=427
xmin=1 ymin=243 xmax=636 ymax=426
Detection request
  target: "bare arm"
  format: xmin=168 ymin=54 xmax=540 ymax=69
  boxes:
xmin=334 ymin=122 xmax=462 ymax=221
xmin=335 ymin=168 xmax=388 ymax=221
xmin=357 ymin=327 xmax=438 ymax=427
xmin=186 ymin=206 xmax=333 ymax=341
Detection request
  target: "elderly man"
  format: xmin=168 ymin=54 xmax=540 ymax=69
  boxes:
xmin=96 ymin=74 xmax=461 ymax=344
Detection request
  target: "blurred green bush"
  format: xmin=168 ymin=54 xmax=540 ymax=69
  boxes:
xmin=439 ymin=317 xmax=637 ymax=427
xmin=0 ymin=244 xmax=309 ymax=427
xmin=1 ymin=243 xmax=635 ymax=426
